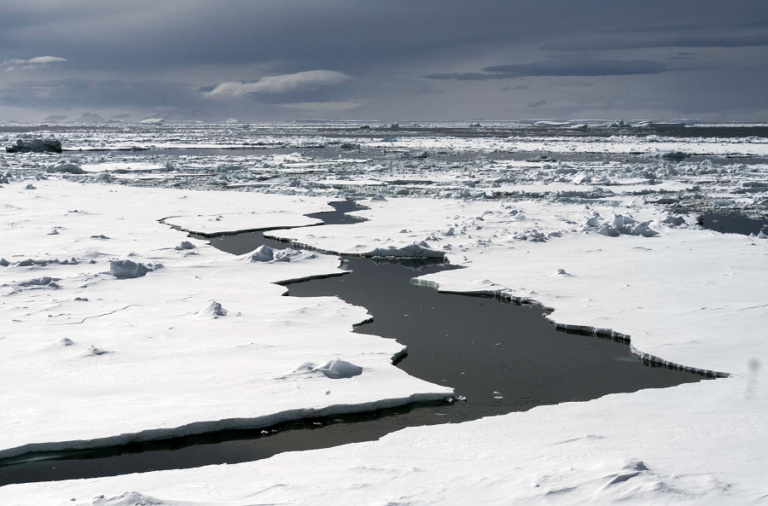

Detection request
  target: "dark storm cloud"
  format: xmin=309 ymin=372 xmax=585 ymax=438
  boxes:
xmin=543 ymin=34 xmax=768 ymax=51
xmin=425 ymin=58 xmax=667 ymax=81
xmin=0 ymin=0 xmax=766 ymax=120
xmin=3 ymin=0 xmax=761 ymax=73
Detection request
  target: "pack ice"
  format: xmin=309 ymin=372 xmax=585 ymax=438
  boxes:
xmin=1 ymin=120 xmax=768 ymax=505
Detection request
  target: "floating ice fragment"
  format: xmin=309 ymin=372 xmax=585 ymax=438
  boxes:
xmin=662 ymin=151 xmax=688 ymax=160
xmin=109 ymin=260 xmax=150 ymax=279
xmin=6 ymin=138 xmax=62 ymax=153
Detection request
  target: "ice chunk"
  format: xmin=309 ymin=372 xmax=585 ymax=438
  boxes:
xmin=6 ymin=138 xmax=62 ymax=153
xmin=597 ymin=224 xmax=621 ymax=237
xmin=274 ymin=249 xmax=316 ymax=262
xmin=109 ymin=260 xmax=150 ymax=279
xmin=629 ymin=221 xmax=659 ymax=237
xmin=366 ymin=243 xmax=445 ymax=259
xmin=17 ymin=276 xmax=59 ymax=288
xmin=662 ymin=151 xmax=688 ymax=160
xmin=47 ymin=163 xmax=85 ymax=174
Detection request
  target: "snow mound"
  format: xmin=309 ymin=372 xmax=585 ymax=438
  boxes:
xmin=86 ymin=345 xmax=110 ymax=356
xmin=274 ymin=249 xmax=317 ymax=262
xmin=662 ymin=215 xmax=686 ymax=227
xmin=316 ymin=359 xmax=364 ymax=379
xmin=199 ymin=301 xmax=227 ymax=318
xmin=365 ymin=242 xmax=445 ymax=259
xmin=584 ymin=214 xmax=659 ymax=237
xmin=16 ymin=276 xmax=59 ymax=288
xmin=47 ymin=163 xmax=85 ymax=174
xmin=6 ymin=138 xmax=62 ymax=153
xmin=174 ymin=241 xmax=196 ymax=251
xmin=288 ymin=360 xmax=364 ymax=380
xmin=109 ymin=260 xmax=150 ymax=279
xmin=244 ymin=245 xmax=274 ymax=262
xmin=243 ymin=245 xmax=317 ymax=263
xmin=371 ymin=194 xmax=387 ymax=202
xmin=90 ymin=491 xmax=168 ymax=506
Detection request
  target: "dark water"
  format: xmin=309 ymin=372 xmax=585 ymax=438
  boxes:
xmin=698 ymin=212 xmax=768 ymax=236
xmin=0 ymin=201 xmax=707 ymax=486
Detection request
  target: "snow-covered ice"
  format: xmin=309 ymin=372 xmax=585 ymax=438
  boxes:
xmin=1 ymin=123 xmax=767 ymax=505
xmin=0 ymin=179 xmax=450 ymax=461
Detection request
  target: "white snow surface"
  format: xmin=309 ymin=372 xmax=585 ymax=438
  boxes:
xmin=1 ymin=178 xmax=767 ymax=504
xmin=0 ymin=179 xmax=451 ymax=460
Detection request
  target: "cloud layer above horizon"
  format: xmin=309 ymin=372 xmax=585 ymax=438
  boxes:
xmin=0 ymin=0 xmax=765 ymax=121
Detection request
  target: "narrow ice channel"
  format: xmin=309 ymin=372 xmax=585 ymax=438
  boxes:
xmin=0 ymin=201 xmax=709 ymax=486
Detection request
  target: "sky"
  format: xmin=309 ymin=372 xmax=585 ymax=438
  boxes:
xmin=0 ymin=0 xmax=766 ymax=122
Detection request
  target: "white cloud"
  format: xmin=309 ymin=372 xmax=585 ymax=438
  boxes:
xmin=280 ymin=101 xmax=362 ymax=111
xmin=2 ymin=56 xmax=67 ymax=71
xmin=28 ymin=56 xmax=67 ymax=64
xmin=205 ymin=70 xmax=352 ymax=98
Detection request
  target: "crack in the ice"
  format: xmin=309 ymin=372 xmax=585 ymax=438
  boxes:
xmin=48 ymin=305 xmax=132 ymax=326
